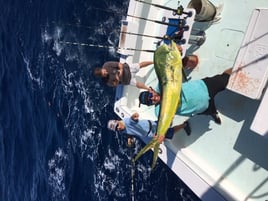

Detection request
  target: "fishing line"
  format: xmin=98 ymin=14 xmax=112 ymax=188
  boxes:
xmin=59 ymin=41 xmax=155 ymax=53
xmin=127 ymin=138 xmax=136 ymax=201
xmin=89 ymin=6 xmax=127 ymax=16
xmin=50 ymin=21 xmax=97 ymax=30
xmin=130 ymin=150 xmax=135 ymax=201
xmin=59 ymin=41 xmax=115 ymax=49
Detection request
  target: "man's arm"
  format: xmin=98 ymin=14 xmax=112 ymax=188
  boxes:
xmin=136 ymin=81 xmax=151 ymax=91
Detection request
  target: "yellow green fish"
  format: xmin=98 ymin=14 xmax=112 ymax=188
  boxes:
xmin=134 ymin=41 xmax=183 ymax=169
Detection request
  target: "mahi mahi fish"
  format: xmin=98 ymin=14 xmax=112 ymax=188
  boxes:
xmin=134 ymin=41 xmax=183 ymax=169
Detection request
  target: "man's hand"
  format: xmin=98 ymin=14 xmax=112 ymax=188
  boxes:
xmin=118 ymin=63 xmax=123 ymax=70
xmin=148 ymin=86 xmax=157 ymax=94
xmin=154 ymin=134 xmax=165 ymax=143
xmin=157 ymin=135 xmax=165 ymax=143
xmin=127 ymin=137 xmax=134 ymax=147
xmin=112 ymin=79 xmax=119 ymax=87
xmin=131 ymin=112 xmax=139 ymax=121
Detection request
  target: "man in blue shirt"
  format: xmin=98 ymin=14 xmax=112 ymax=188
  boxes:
xmin=107 ymin=112 xmax=191 ymax=145
xmin=139 ymin=68 xmax=232 ymax=124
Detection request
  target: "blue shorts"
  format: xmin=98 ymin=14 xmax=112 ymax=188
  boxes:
xmin=154 ymin=120 xmax=174 ymax=139
xmin=201 ymin=72 xmax=230 ymax=115
xmin=165 ymin=127 xmax=174 ymax=139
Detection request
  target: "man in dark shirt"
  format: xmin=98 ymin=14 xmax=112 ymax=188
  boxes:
xmin=94 ymin=61 xmax=153 ymax=90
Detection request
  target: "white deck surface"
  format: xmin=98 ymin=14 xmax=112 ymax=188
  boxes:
xmin=114 ymin=0 xmax=268 ymax=200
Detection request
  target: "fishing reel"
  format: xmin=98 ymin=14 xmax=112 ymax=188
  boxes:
xmin=173 ymin=2 xmax=193 ymax=17
xmin=175 ymin=5 xmax=193 ymax=17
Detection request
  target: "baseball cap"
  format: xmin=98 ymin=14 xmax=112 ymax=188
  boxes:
xmin=107 ymin=120 xmax=118 ymax=131
xmin=139 ymin=91 xmax=153 ymax=106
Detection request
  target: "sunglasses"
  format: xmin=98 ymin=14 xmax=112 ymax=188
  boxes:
xmin=147 ymin=92 xmax=153 ymax=105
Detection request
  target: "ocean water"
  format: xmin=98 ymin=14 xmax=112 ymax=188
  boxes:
xmin=0 ymin=0 xmax=200 ymax=200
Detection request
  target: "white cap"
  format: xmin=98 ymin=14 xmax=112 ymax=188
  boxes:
xmin=107 ymin=120 xmax=118 ymax=131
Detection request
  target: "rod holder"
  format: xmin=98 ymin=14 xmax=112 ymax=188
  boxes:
xmin=189 ymin=31 xmax=206 ymax=46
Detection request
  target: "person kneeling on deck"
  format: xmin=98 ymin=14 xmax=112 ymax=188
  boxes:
xmin=107 ymin=112 xmax=191 ymax=146
xmin=139 ymin=68 xmax=232 ymax=125
xmin=94 ymin=61 xmax=153 ymax=90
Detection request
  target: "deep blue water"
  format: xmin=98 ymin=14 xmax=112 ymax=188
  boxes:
xmin=0 ymin=0 xmax=200 ymax=200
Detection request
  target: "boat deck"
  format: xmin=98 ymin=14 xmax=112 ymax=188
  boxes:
xmin=114 ymin=0 xmax=268 ymax=200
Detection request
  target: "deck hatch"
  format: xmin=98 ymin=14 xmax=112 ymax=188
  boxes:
xmin=227 ymin=8 xmax=268 ymax=99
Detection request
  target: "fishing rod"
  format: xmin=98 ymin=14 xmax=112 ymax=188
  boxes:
xmin=59 ymin=41 xmax=155 ymax=53
xmin=127 ymin=14 xmax=189 ymax=31
xmin=121 ymin=31 xmax=169 ymax=40
xmin=126 ymin=15 xmax=189 ymax=44
xmin=134 ymin=0 xmax=193 ymax=17
xmin=121 ymin=31 xmax=186 ymax=45
xmin=128 ymin=14 xmax=178 ymax=27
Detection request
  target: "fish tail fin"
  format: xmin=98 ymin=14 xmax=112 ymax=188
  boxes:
xmin=134 ymin=138 xmax=162 ymax=170
xmin=134 ymin=139 xmax=157 ymax=162
xmin=151 ymin=143 xmax=160 ymax=169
